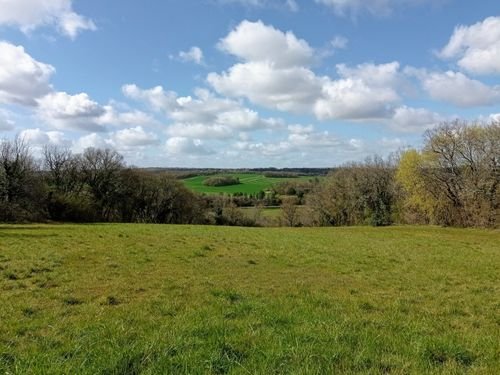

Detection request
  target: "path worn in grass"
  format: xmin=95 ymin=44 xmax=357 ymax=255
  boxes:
xmin=0 ymin=224 xmax=498 ymax=374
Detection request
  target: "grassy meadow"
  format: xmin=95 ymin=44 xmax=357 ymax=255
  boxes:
xmin=182 ymin=173 xmax=313 ymax=194
xmin=0 ymin=224 xmax=499 ymax=374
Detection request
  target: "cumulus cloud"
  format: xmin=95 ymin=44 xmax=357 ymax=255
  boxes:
xmin=72 ymin=133 xmax=110 ymax=153
xmin=0 ymin=41 xmax=55 ymax=106
xmin=217 ymin=20 xmax=314 ymax=68
xmin=209 ymin=21 xmax=410 ymax=121
xmin=177 ymin=46 xmax=204 ymax=65
xmin=330 ymin=35 xmax=349 ymax=49
xmin=122 ymin=84 xmax=178 ymax=113
xmin=210 ymin=59 xmax=404 ymax=120
xmin=0 ymin=0 xmax=96 ymax=38
xmin=439 ymin=16 xmax=500 ymax=75
xmin=234 ymin=126 xmax=363 ymax=161
xmin=36 ymin=91 xmax=157 ymax=133
xmin=208 ymin=61 xmax=322 ymax=113
xmin=489 ymin=113 xmax=500 ymax=122
xmin=315 ymin=0 xmax=439 ymax=17
xmin=110 ymin=126 xmax=159 ymax=148
xmin=315 ymin=62 xmax=403 ymax=120
xmin=389 ymin=106 xmax=445 ymax=132
xmin=165 ymin=137 xmax=214 ymax=155
xmin=124 ymin=84 xmax=282 ymax=139
xmin=19 ymin=128 xmax=70 ymax=147
xmin=36 ymin=91 xmax=107 ymax=132
xmin=416 ymin=70 xmax=500 ymax=107
xmin=0 ymin=109 xmax=15 ymax=131
xmin=98 ymin=105 xmax=158 ymax=128
xmin=217 ymin=0 xmax=299 ymax=11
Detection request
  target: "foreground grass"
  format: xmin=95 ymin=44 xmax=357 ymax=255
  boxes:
xmin=0 ymin=225 xmax=498 ymax=374
xmin=182 ymin=173 xmax=313 ymax=194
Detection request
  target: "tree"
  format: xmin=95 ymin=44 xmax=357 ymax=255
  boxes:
xmin=0 ymin=138 xmax=45 ymax=221
xmin=396 ymin=149 xmax=435 ymax=223
xmin=308 ymin=156 xmax=396 ymax=226
xmin=397 ymin=121 xmax=499 ymax=227
xmin=281 ymin=196 xmax=299 ymax=227
xmin=80 ymin=148 xmax=125 ymax=221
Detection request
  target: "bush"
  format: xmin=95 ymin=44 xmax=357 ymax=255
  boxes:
xmin=263 ymin=171 xmax=298 ymax=178
xmin=203 ymin=176 xmax=240 ymax=187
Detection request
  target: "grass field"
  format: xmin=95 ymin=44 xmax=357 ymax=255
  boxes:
xmin=182 ymin=173 xmax=313 ymax=194
xmin=0 ymin=224 xmax=499 ymax=374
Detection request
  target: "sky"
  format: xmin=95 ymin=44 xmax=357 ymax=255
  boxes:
xmin=0 ymin=0 xmax=499 ymax=168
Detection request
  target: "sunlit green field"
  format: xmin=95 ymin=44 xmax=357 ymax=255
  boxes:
xmin=182 ymin=173 xmax=312 ymax=194
xmin=0 ymin=224 xmax=499 ymax=374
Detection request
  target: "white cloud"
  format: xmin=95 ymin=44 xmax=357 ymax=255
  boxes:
xmin=315 ymin=0 xmax=438 ymax=17
xmin=439 ymin=16 xmax=500 ymax=75
xmin=288 ymin=124 xmax=314 ymax=134
xmin=330 ymin=35 xmax=348 ymax=49
xmin=418 ymin=70 xmax=500 ymax=107
xmin=217 ymin=0 xmax=298 ymax=11
xmin=37 ymin=91 xmax=157 ymax=132
xmin=0 ymin=0 xmax=96 ymax=38
xmin=234 ymin=126 xmax=363 ymax=160
xmin=210 ymin=21 xmax=409 ymax=121
xmin=489 ymin=113 xmax=500 ymax=122
xmin=0 ymin=41 xmax=55 ymax=106
xmin=123 ymin=84 xmax=178 ymax=113
xmin=72 ymin=133 xmax=111 ymax=153
xmin=285 ymin=0 xmax=299 ymax=12
xmin=124 ymin=84 xmax=282 ymax=139
xmin=165 ymin=137 xmax=214 ymax=155
xmin=166 ymin=123 xmax=234 ymax=140
xmin=377 ymin=137 xmax=408 ymax=150
xmin=37 ymin=91 xmax=107 ymax=132
xmin=389 ymin=106 xmax=444 ymax=132
xmin=217 ymin=20 xmax=314 ymax=68
xmin=208 ymin=61 xmax=322 ymax=112
xmin=110 ymin=126 xmax=159 ymax=148
xmin=178 ymin=46 xmax=204 ymax=65
xmin=19 ymin=128 xmax=70 ymax=147
xmin=315 ymin=62 xmax=402 ymax=120
xmin=0 ymin=109 xmax=15 ymax=131
xmin=98 ymin=105 xmax=158 ymax=128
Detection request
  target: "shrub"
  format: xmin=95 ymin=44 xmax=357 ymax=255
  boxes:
xmin=203 ymin=176 xmax=240 ymax=187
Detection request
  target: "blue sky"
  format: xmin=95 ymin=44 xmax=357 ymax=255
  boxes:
xmin=0 ymin=0 xmax=499 ymax=167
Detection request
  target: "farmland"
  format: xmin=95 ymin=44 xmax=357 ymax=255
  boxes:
xmin=0 ymin=224 xmax=498 ymax=374
xmin=182 ymin=173 xmax=315 ymax=194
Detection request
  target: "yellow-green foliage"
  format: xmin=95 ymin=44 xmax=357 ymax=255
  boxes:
xmin=397 ymin=149 xmax=437 ymax=222
xmin=0 ymin=224 xmax=499 ymax=374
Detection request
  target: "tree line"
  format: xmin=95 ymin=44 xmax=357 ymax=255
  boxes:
xmin=1 ymin=120 xmax=498 ymax=228
xmin=304 ymin=120 xmax=498 ymax=228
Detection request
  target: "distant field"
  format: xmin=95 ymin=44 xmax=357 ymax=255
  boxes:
xmin=0 ymin=224 xmax=499 ymax=374
xmin=182 ymin=173 xmax=314 ymax=194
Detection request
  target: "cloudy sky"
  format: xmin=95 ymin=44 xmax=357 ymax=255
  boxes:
xmin=0 ymin=0 xmax=499 ymax=167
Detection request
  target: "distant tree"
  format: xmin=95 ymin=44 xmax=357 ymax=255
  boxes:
xmin=80 ymin=148 xmax=125 ymax=221
xmin=418 ymin=121 xmax=499 ymax=226
xmin=0 ymin=138 xmax=45 ymax=221
xmin=203 ymin=176 xmax=240 ymax=186
xmin=308 ymin=156 xmax=396 ymax=226
xmin=396 ymin=149 xmax=436 ymax=224
xmin=281 ymin=196 xmax=299 ymax=227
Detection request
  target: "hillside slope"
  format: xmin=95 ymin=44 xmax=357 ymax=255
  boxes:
xmin=0 ymin=225 xmax=498 ymax=374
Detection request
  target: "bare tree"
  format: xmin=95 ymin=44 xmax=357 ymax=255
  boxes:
xmin=80 ymin=148 xmax=125 ymax=221
xmin=0 ymin=138 xmax=44 ymax=221
xmin=281 ymin=196 xmax=299 ymax=227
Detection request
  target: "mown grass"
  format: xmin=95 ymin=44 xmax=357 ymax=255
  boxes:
xmin=182 ymin=173 xmax=313 ymax=194
xmin=0 ymin=224 xmax=498 ymax=374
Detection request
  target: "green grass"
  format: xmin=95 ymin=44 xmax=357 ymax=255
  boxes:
xmin=0 ymin=224 xmax=499 ymax=374
xmin=182 ymin=173 xmax=313 ymax=194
